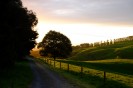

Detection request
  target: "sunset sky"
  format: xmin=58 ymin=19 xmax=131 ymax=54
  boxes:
xmin=23 ymin=0 xmax=133 ymax=45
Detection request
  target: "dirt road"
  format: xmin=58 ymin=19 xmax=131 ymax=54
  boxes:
xmin=28 ymin=57 xmax=80 ymax=88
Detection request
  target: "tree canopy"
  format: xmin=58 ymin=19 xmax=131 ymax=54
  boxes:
xmin=38 ymin=30 xmax=72 ymax=60
xmin=0 ymin=0 xmax=38 ymax=67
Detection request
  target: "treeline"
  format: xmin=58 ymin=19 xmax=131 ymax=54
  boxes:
xmin=73 ymin=36 xmax=133 ymax=49
xmin=0 ymin=0 xmax=38 ymax=68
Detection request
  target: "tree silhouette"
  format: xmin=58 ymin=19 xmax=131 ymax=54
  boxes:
xmin=38 ymin=30 xmax=72 ymax=60
xmin=0 ymin=0 xmax=38 ymax=67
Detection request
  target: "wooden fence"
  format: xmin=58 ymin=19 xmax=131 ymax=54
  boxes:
xmin=43 ymin=58 xmax=107 ymax=84
xmin=41 ymin=58 xmax=133 ymax=87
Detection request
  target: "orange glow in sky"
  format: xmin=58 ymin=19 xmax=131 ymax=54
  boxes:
xmin=23 ymin=0 xmax=133 ymax=45
xmin=36 ymin=22 xmax=133 ymax=45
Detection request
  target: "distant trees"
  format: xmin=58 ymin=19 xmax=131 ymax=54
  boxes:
xmin=80 ymin=43 xmax=90 ymax=48
xmin=114 ymin=36 xmax=133 ymax=43
xmin=73 ymin=36 xmax=133 ymax=49
xmin=0 ymin=0 xmax=38 ymax=67
xmin=38 ymin=30 xmax=72 ymax=60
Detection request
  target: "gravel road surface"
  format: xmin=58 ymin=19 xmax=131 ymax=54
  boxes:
xmin=28 ymin=57 xmax=80 ymax=88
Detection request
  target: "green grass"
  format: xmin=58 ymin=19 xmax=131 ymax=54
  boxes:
xmin=0 ymin=61 xmax=33 ymax=88
xmin=53 ymin=68 xmax=131 ymax=88
xmin=57 ymin=59 xmax=133 ymax=75
xmin=70 ymin=41 xmax=133 ymax=61
xmin=36 ymin=58 xmax=96 ymax=88
xmin=39 ymin=58 xmax=133 ymax=88
xmin=32 ymin=40 xmax=133 ymax=88
xmin=55 ymin=59 xmax=133 ymax=88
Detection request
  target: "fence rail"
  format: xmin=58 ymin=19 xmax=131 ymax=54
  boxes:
xmin=40 ymin=58 xmax=133 ymax=87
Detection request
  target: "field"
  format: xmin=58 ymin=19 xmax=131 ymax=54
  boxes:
xmin=38 ymin=58 xmax=133 ymax=88
xmin=34 ymin=39 xmax=133 ymax=88
xmin=57 ymin=59 xmax=133 ymax=75
xmin=71 ymin=41 xmax=133 ymax=61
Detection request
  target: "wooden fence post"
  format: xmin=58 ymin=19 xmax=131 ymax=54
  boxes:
xmin=60 ymin=61 xmax=61 ymax=69
xmin=47 ymin=59 xmax=48 ymax=64
xmin=104 ymin=71 xmax=106 ymax=85
xmin=67 ymin=63 xmax=69 ymax=72
xmin=44 ymin=58 xmax=46 ymax=63
xmin=54 ymin=60 xmax=55 ymax=67
xmin=81 ymin=66 xmax=83 ymax=77
xmin=45 ymin=58 xmax=46 ymax=63
xmin=49 ymin=60 xmax=51 ymax=65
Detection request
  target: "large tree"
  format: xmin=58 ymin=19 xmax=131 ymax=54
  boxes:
xmin=38 ymin=30 xmax=72 ymax=60
xmin=0 ymin=0 xmax=38 ymax=67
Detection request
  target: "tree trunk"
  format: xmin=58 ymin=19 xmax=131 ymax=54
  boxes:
xmin=53 ymin=55 xmax=56 ymax=60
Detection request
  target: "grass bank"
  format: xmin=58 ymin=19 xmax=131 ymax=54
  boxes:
xmin=37 ymin=58 xmax=132 ymax=88
xmin=57 ymin=59 xmax=133 ymax=75
xmin=36 ymin=58 xmax=95 ymax=88
xmin=0 ymin=61 xmax=33 ymax=88
xmin=71 ymin=41 xmax=133 ymax=61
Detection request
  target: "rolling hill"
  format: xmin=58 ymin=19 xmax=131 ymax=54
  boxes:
xmin=69 ymin=41 xmax=133 ymax=61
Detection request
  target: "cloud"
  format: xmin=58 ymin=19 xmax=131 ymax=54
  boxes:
xmin=23 ymin=0 xmax=133 ymax=25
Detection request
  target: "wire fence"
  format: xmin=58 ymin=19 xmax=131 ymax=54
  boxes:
xmin=41 ymin=58 xmax=133 ymax=87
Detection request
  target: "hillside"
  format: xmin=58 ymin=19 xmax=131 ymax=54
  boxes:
xmin=70 ymin=40 xmax=133 ymax=61
xmin=30 ymin=48 xmax=41 ymax=58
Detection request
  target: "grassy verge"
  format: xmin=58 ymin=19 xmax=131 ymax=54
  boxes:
xmin=35 ymin=58 xmax=95 ymax=88
xmin=37 ymin=58 xmax=132 ymax=88
xmin=54 ymin=68 xmax=96 ymax=88
xmin=54 ymin=69 xmax=131 ymax=88
xmin=55 ymin=59 xmax=133 ymax=88
xmin=57 ymin=59 xmax=133 ymax=75
xmin=0 ymin=61 xmax=33 ymax=88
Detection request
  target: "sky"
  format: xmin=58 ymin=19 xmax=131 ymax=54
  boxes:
xmin=22 ymin=0 xmax=133 ymax=45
